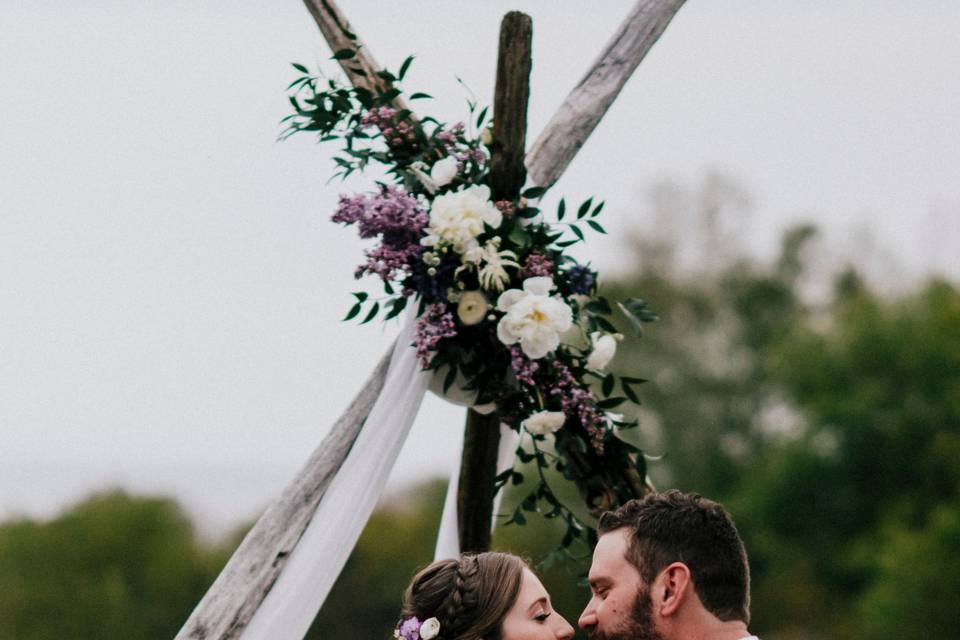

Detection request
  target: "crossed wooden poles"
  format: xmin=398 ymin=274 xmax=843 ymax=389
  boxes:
xmin=177 ymin=1 xmax=685 ymax=637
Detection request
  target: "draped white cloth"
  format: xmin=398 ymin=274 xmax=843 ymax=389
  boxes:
xmin=240 ymin=314 xmax=430 ymax=640
xmin=434 ymin=422 xmax=519 ymax=561
xmin=238 ymin=310 xmax=519 ymax=639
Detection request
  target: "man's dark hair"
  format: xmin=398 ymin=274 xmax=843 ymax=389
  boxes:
xmin=598 ymin=490 xmax=750 ymax=623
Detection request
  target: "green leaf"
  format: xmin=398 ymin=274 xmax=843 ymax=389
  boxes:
xmin=601 ymin=374 xmax=615 ymax=397
xmin=570 ymin=225 xmax=585 ymax=241
xmin=384 ymin=281 xmax=395 ymax=295
xmin=291 ymin=62 xmax=309 ymax=74
xmin=385 ymin=296 xmax=407 ymax=320
xmin=409 ymin=92 xmax=433 ymax=100
xmin=577 ymin=197 xmax=594 ymax=219
xmin=475 ymin=106 xmax=488 ymax=129
xmin=555 ymin=239 xmax=578 ymax=248
xmin=508 ymin=225 xmax=532 ymax=249
xmin=397 ymin=55 xmax=414 ymax=81
xmin=622 ymin=381 xmax=640 ymax=404
xmin=522 ymin=186 xmax=547 ymax=199
xmin=591 ymin=201 xmax=605 ymax=217
xmin=587 ymin=220 xmax=607 ymax=234
xmin=557 ymin=198 xmax=566 ymax=221
xmin=343 ymin=303 xmax=362 ymax=321
xmin=360 ymin=301 xmax=380 ymax=324
xmin=351 ymin=291 xmax=369 ymax=302
xmin=332 ymin=48 xmax=356 ymax=60
xmin=597 ymin=397 xmax=627 ymax=409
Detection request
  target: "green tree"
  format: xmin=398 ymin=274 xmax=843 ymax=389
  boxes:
xmin=0 ymin=490 xmax=229 ymax=640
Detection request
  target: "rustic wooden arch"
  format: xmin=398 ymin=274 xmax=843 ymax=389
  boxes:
xmin=177 ymin=1 xmax=685 ymax=638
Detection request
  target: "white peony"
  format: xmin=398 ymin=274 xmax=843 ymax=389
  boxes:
xmin=523 ymin=410 xmax=566 ymax=436
xmin=457 ymin=291 xmax=489 ymax=325
xmin=419 ymin=618 xmax=441 ymax=640
xmin=421 ymin=185 xmax=502 ymax=254
xmin=586 ymin=332 xmax=618 ymax=371
xmin=430 ymin=156 xmax=459 ymax=188
xmin=496 ymin=276 xmax=573 ymax=359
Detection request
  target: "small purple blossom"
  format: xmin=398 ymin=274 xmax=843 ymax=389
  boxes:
xmin=332 ymin=186 xmax=428 ymax=283
xmin=414 ymin=303 xmax=457 ymax=368
xmin=520 ymin=252 xmax=554 ymax=279
xmin=436 ymin=122 xmax=465 ymax=149
xmin=547 ymin=361 xmax=607 ymax=453
xmin=564 ymin=264 xmax=596 ymax=295
xmin=509 ymin=345 xmax=540 ymax=387
xmin=398 ymin=616 xmax=421 ymax=640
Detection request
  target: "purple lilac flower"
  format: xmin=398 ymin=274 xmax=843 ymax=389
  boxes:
xmin=332 ymin=186 xmax=428 ymax=283
xmin=436 ymin=122 xmax=465 ymax=149
xmin=509 ymin=345 xmax=540 ymax=387
xmin=564 ymin=264 xmax=596 ymax=295
xmin=455 ymin=147 xmax=487 ymax=170
xmin=360 ymin=106 xmax=417 ymax=148
xmin=414 ymin=303 xmax=457 ymax=368
xmin=520 ymin=252 xmax=554 ymax=279
xmin=547 ymin=361 xmax=607 ymax=453
xmin=398 ymin=617 xmax=421 ymax=640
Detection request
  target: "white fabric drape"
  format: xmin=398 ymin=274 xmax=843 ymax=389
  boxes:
xmin=240 ymin=314 xmax=429 ymax=640
xmin=433 ymin=422 xmax=520 ymax=560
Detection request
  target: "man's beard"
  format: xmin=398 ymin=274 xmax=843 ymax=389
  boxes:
xmin=586 ymin=584 xmax=664 ymax=640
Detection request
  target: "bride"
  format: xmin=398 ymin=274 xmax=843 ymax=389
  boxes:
xmin=394 ymin=552 xmax=575 ymax=640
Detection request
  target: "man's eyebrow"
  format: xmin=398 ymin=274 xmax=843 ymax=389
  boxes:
xmin=588 ymin=577 xmax=611 ymax=590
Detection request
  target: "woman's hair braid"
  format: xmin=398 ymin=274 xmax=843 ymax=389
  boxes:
xmin=398 ymin=552 xmax=525 ymax=640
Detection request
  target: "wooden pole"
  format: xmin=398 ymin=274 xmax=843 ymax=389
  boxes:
xmin=457 ymin=11 xmax=533 ymax=554
xmin=526 ymin=0 xmax=686 ymax=189
xmin=179 ymin=0 xmax=685 ymax=633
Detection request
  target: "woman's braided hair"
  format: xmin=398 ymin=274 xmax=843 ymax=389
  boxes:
xmin=399 ymin=552 xmax=525 ymax=640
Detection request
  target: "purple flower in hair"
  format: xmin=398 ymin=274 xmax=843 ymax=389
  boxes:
xmin=398 ymin=616 xmax=421 ymax=640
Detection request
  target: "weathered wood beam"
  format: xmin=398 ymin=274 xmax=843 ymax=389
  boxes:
xmin=175 ymin=346 xmax=392 ymax=640
xmin=301 ymin=0 xmax=410 ymax=112
xmin=525 ymin=0 xmax=686 ymax=189
xmin=457 ymin=11 xmax=533 ymax=554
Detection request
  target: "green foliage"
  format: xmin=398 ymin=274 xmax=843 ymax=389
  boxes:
xmin=0 ymin=490 xmax=230 ymax=640
xmin=605 ymin=187 xmax=960 ymax=639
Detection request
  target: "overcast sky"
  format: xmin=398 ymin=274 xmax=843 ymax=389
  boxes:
xmin=2 ymin=1 xmax=958 ymax=536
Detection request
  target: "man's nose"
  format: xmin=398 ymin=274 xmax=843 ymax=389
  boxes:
xmin=578 ymin=601 xmax=598 ymax=630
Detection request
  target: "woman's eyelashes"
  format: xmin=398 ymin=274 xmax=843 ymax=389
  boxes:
xmin=534 ymin=611 xmax=552 ymax=622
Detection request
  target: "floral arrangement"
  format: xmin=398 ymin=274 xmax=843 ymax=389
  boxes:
xmin=394 ymin=616 xmax=440 ymax=640
xmin=283 ymin=50 xmax=656 ymax=554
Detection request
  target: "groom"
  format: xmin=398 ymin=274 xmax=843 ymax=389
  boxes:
xmin=579 ymin=490 xmax=758 ymax=640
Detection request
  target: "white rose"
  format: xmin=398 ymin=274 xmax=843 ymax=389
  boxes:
xmin=457 ymin=291 xmax=489 ymax=325
xmin=523 ymin=410 xmax=566 ymax=436
xmin=586 ymin=332 xmax=618 ymax=371
xmin=419 ymin=618 xmax=441 ymax=640
xmin=430 ymin=156 xmax=459 ymax=188
xmin=421 ymin=185 xmax=502 ymax=254
xmin=496 ymin=277 xmax=573 ymax=359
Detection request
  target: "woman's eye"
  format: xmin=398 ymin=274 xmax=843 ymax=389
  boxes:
xmin=535 ymin=612 xmax=551 ymax=622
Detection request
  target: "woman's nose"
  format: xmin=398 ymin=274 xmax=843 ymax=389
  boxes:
xmin=554 ymin=614 xmax=575 ymax=639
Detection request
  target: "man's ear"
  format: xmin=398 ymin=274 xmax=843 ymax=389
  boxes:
xmin=655 ymin=562 xmax=691 ymax=617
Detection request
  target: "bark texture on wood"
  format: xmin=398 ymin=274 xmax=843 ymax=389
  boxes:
xmin=525 ymin=0 xmax=686 ymax=189
xmin=457 ymin=11 xmax=533 ymax=553
xmin=457 ymin=409 xmax=504 ymax=552
xmin=488 ymin=11 xmax=534 ymax=201
xmin=301 ymin=0 xmax=410 ymax=113
xmin=175 ymin=347 xmax=393 ymax=640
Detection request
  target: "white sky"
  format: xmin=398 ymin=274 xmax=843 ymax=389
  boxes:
xmin=2 ymin=1 xmax=959 ymax=536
